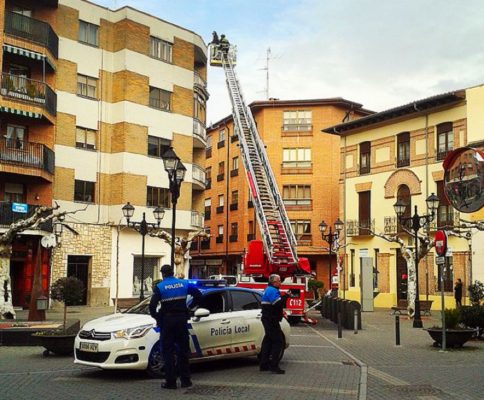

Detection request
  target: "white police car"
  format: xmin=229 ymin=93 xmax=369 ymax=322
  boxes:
xmin=74 ymin=281 xmax=290 ymax=377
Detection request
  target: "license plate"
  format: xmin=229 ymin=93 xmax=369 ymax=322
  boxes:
xmin=80 ymin=342 xmax=98 ymax=352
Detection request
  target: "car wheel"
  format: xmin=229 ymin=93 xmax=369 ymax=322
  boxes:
xmin=146 ymin=341 xmax=164 ymax=378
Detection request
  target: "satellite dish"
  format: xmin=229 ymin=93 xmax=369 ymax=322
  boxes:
xmin=41 ymin=234 xmax=57 ymax=248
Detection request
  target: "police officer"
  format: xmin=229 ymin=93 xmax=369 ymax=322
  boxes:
xmin=259 ymin=274 xmax=287 ymax=374
xmin=149 ymin=264 xmax=201 ymax=389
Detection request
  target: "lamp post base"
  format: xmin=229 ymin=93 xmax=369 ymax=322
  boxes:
xmin=413 ymin=318 xmax=423 ymax=328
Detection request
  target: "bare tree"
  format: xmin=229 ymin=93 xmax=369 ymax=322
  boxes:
xmin=149 ymin=228 xmax=209 ymax=277
xmin=0 ymin=204 xmax=86 ymax=319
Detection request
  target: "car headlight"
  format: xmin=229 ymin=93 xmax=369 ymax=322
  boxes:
xmin=113 ymin=324 xmax=154 ymax=339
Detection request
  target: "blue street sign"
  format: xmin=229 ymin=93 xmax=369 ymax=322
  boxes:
xmin=12 ymin=202 xmax=28 ymax=213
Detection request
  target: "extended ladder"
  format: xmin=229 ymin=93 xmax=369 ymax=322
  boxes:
xmin=210 ymin=43 xmax=298 ymax=270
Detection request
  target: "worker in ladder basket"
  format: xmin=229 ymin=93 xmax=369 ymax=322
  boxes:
xmin=219 ymin=34 xmax=230 ymax=53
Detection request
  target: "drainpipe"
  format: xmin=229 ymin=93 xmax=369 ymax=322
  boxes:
xmin=225 ymin=124 xmax=230 ymax=275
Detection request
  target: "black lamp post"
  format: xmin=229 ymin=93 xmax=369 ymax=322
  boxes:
xmin=161 ymin=147 xmax=186 ymax=270
xmin=122 ymin=202 xmax=165 ymax=300
xmin=393 ymin=192 xmax=439 ymax=328
xmin=319 ymin=218 xmax=344 ymax=293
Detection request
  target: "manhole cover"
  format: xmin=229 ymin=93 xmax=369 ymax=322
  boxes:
xmin=385 ymin=384 xmax=444 ymax=395
xmin=186 ymin=385 xmax=237 ymax=397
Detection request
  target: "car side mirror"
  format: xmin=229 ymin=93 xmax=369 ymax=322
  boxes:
xmin=192 ymin=307 xmax=210 ymax=322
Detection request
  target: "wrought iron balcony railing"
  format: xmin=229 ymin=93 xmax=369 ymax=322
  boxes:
xmin=0 ymin=138 xmax=54 ymax=174
xmin=346 ymin=219 xmax=375 ymax=236
xmin=384 ymin=216 xmax=397 ymax=235
xmin=0 ymin=201 xmax=52 ymax=231
xmin=4 ymin=11 xmax=58 ymax=58
xmin=1 ymin=73 xmax=56 ymax=116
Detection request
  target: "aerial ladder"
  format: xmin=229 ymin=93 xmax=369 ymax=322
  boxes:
xmin=210 ymin=39 xmax=315 ymax=324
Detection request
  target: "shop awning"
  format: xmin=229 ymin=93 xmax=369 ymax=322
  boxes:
xmin=3 ymin=44 xmax=56 ymax=71
xmin=0 ymin=106 xmax=42 ymax=119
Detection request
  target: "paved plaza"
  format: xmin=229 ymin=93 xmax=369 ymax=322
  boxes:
xmin=0 ymin=307 xmax=482 ymax=399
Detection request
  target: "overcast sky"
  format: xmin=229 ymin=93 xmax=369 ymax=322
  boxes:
xmin=93 ymin=0 xmax=484 ymax=124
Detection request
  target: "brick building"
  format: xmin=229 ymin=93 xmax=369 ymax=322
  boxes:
xmin=191 ymin=98 xmax=371 ymax=289
xmin=323 ymin=84 xmax=484 ymax=309
xmin=0 ymin=0 xmax=208 ymax=307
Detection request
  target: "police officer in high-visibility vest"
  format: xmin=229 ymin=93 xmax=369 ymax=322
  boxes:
xmin=259 ymin=274 xmax=287 ymax=374
xmin=149 ymin=264 xmax=201 ymax=389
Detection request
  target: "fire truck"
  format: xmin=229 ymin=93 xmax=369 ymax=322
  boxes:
xmin=209 ymin=38 xmax=315 ymax=324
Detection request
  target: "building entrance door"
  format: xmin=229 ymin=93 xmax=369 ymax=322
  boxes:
xmin=396 ymin=250 xmax=408 ymax=300
xmin=67 ymin=256 xmax=89 ymax=305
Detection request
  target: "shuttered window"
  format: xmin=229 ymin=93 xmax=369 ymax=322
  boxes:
xmin=397 ymin=132 xmax=410 ymax=167
xmin=358 ymin=191 xmax=371 ymax=234
xmin=437 ymin=122 xmax=454 ymax=160
xmin=360 ymin=141 xmax=371 ymax=174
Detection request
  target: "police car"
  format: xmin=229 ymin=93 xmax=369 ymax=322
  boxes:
xmin=74 ymin=280 xmax=290 ymax=377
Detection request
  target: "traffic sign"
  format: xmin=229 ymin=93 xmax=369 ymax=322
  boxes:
xmin=435 ymin=256 xmax=446 ymax=265
xmin=435 ymin=230 xmax=448 ymax=257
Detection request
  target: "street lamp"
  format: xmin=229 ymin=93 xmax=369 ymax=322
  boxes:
xmin=393 ymin=193 xmax=439 ymax=328
xmin=319 ymin=218 xmax=344 ymax=294
xmin=162 ymin=147 xmax=186 ymax=270
xmin=122 ymin=202 xmax=165 ymax=300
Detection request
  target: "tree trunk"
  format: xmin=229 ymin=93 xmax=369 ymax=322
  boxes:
xmin=402 ymin=248 xmax=416 ymax=317
xmin=0 ymin=244 xmax=15 ymax=319
xmin=28 ymin=241 xmax=46 ymax=321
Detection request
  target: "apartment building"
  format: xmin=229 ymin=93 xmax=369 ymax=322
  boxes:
xmin=323 ymin=84 xmax=484 ymax=309
xmin=191 ymin=98 xmax=371 ymax=289
xmin=0 ymin=0 xmax=208 ymax=307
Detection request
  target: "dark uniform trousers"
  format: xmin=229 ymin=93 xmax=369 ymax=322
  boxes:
xmin=162 ymin=313 xmax=190 ymax=384
xmin=260 ymin=317 xmax=283 ymax=370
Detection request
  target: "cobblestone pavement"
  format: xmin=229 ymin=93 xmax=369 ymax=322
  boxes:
xmin=1 ymin=306 xmax=482 ymax=399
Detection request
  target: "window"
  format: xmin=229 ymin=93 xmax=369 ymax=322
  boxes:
xmin=230 ymin=222 xmax=238 ymax=241
xmin=397 ymin=132 xmax=410 ymax=167
xmin=148 ymin=136 xmax=171 ymax=158
xmin=77 ymin=74 xmax=97 ymax=98
xmin=216 ymin=224 xmax=224 ymax=243
xmin=197 ymin=292 xmax=225 ymax=314
xmin=283 ymin=110 xmax=312 ymax=131
xmin=437 ymin=122 xmax=454 ymax=160
xmin=204 ymin=198 xmax=211 ymax=217
xmin=218 ymin=194 xmax=224 ymax=206
xmin=78 ymin=20 xmax=99 ymax=46
xmin=231 ymin=291 xmax=260 ymax=311
xmin=206 ymin=135 xmax=212 ymax=149
xmin=5 ymin=124 xmax=26 ymax=149
xmin=76 ymin=127 xmax=96 ymax=150
xmin=232 ymin=156 xmax=239 ymax=171
xmin=437 ymin=180 xmax=453 ymax=228
xmin=4 ymin=182 xmax=24 ymax=202
xmin=231 ymin=190 xmax=238 ymax=205
xmin=194 ymin=92 xmax=206 ymax=121
xmin=350 ymin=249 xmax=355 ymax=287
xmin=150 ymin=36 xmax=172 ymax=62
xmin=358 ymin=191 xmax=371 ymax=234
xmin=147 ymin=186 xmax=169 ymax=208
xmin=74 ymin=180 xmax=95 ymax=203
xmin=282 ymin=185 xmax=311 ymax=206
xmin=218 ymin=129 xmax=225 ymax=142
xmin=360 ymin=141 xmax=371 ymax=174
xmin=67 ymin=255 xmax=89 ymax=305
xmin=290 ymin=220 xmax=311 ymax=245
xmin=248 ymin=221 xmax=255 ymax=240
xmin=282 ymin=148 xmax=311 ymax=167
xmin=206 ymin=167 xmax=212 ymax=182
xmin=396 ymin=185 xmax=411 ymax=232
xmin=217 ymin=161 xmax=225 ymax=181
xmin=149 ymin=87 xmax=171 ymax=111
xmin=133 ymin=256 xmax=159 ymax=296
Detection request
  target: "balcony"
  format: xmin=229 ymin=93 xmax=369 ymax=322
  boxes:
xmin=229 ymin=234 xmax=238 ymax=242
xmin=230 ymin=203 xmax=238 ymax=211
xmin=230 ymin=169 xmax=239 ymax=177
xmin=230 ymin=135 xmax=239 ymax=143
xmin=190 ymin=241 xmax=198 ymax=251
xmin=216 ymin=206 xmax=224 ymax=214
xmin=247 ymin=233 xmax=255 ymax=241
xmin=217 ymin=140 xmax=225 ymax=149
xmin=0 ymin=139 xmax=54 ymax=175
xmin=437 ymin=149 xmax=453 ymax=161
xmin=192 ymin=164 xmax=206 ymax=190
xmin=4 ymin=11 xmax=59 ymax=58
xmin=204 ymin=209 xmax=211 ymax=221
xmin=191 ymin=211 xmax=204 ymax=228
xmin=384 ymin=216 xmax=397 ymax=235
xmin=216 ymin=235 xmax=223 ymax=244
xmin=201 ymin=238 xmax=210 ymax=250
xmin=397 ymin=157 xmax=410 ymax=168
xmin=205 ymin=179 xmax=211 ymax=190
xmin=217 ymin=173 xmax=224 ymax=182
xmin=248 ymin=200 xmax=254 ymax=208
xmin=0 ymin=202 xmax=52 ymax=231
xmin=346 ymin=219 xmax=375 ymax=237
xmin=1 ymin=73 xmax=56 ymax=116
xmin=194 ymin=72 xmax=208 ymax=98
xmin=193 ymin=119 xmax=207 ymax=148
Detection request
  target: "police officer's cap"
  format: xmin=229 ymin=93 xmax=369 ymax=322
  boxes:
xmin=160 ymin=264 xmax=174 ymax=275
